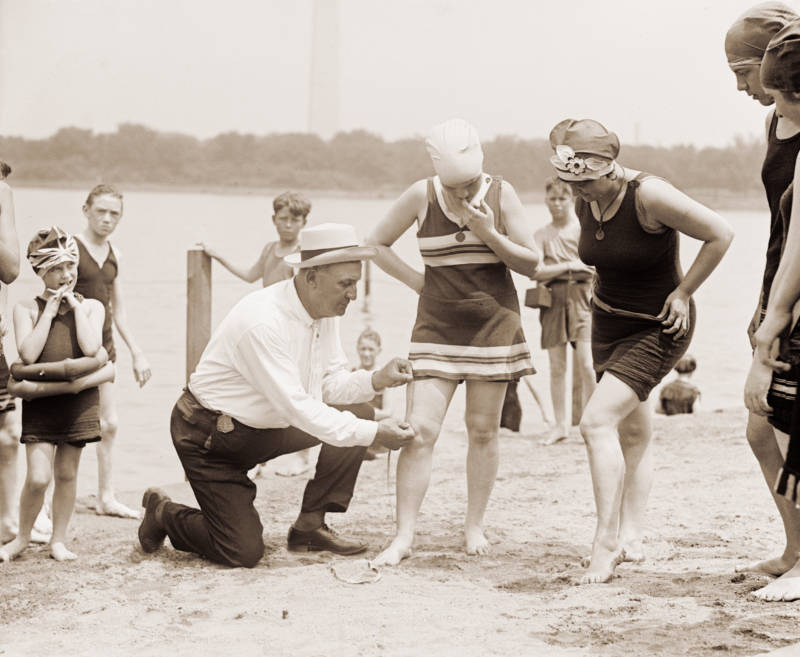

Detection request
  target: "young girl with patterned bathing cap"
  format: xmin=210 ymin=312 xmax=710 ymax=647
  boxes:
xmin=0 ymin=227 xmax=112 ymax=562
xmin=365 ymin=118 xmax=540 ymax=566
xmin=549 ymin=118 xmax=733 ymax=584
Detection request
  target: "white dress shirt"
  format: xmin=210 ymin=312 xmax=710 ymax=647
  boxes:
xmin=188 ymin=279 xmax=379 ymax=447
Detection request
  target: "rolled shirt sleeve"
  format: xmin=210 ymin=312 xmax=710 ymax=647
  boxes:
xmin=233 ymin=325 xmax=378 ymax=447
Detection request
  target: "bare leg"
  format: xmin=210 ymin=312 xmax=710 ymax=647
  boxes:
xmin=0 ymin=443 xmax=53 ymax=562
xmin=736 ymin=417 xmax=800 ymax=576
xmin=0 ymin=408 xmax=20 ymax=543
xmin=578 ymin=374 xmax=640 ymax=584
xmin=463 ymin=380 xmax=507 ymax=554
xmin=50 ymin=444 xmax=82 ymax=561
xmin=95 ymin=381 xmax=139 ymax=518
xmin=372 ymin=378 xmax=456 ymax=566
xmin=542 ymin=345 xmax=569 ymax=445
xmin=617 ymin=402 xmax=654 ymax=562
xmin=573 ymin=340 xmax=597 ymax=420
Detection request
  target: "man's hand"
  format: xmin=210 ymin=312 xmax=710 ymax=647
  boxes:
xmin=373 ymin=418 xmax=416 ymax=450
xmin=371 ymin=358 xmax=413 ymax=390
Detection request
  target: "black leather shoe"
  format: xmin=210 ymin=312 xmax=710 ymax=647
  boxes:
xmin=138 ymin=487 xmax=170 ymax=553
xmin=287 ymin=523 xmax=367 ymax=555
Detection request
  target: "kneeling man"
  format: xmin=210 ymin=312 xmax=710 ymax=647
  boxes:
xmin=138 ymin=223 xmax=416 ymax=567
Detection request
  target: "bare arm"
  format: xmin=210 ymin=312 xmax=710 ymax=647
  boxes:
xmin=365 ymin=181 xmax=426 ymax=293
xmin=531 ymin=261 xmax=593 ymax=283
xmin=66 ymin=295 xmax=104 ymax=356
xmin=14 ymin=298 xmax=57 ymax=364
xmin=462 ymin=181 xmax=540 ymax=277
xmin=8 ymin=361 xmax=115 ymax=401
xmin=0 ymin=182 xmax=20 ymax=285
xmin=110 ymin=251 xmax=151 ymax=386
xmin=641 ymin=179 xmax=734 ymax=337
xmin=200 ymin=242 xmax=265 ymax=283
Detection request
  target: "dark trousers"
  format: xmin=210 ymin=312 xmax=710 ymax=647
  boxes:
xmin=161 ymin=389 xmax=370 ymax=568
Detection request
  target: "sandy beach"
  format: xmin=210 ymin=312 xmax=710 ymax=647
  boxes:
xmin=1 ymin=407 xmax=799 ymax=657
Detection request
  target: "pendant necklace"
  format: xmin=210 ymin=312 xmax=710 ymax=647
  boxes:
xmin=455 ymin=227 xmax=466 ymax=242
xmin=594 ymin=179 xmax=626 ymax=241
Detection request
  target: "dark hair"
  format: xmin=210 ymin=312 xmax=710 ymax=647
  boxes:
xmin=273 ymin=191 xmax=311 ymax=218
xmin=84 ymin=184 xmax=123 ymax=210
xmin=0 ymin=161 xmax=12 ymax=180
xmin=357 ymin=328 xmax=381 ymax=348
xmin=675 ymin=354 xmax=697 ymax=374
xmin=544 ymin=176 xmax=573 ymax=197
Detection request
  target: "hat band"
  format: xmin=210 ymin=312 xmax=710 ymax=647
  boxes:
xmin=728 ymin=55 xmax=762 ymax=70
xmin=300 ymin=244 xmax=359 ymax=261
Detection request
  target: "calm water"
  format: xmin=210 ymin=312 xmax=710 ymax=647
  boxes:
xmin=8 ymin=187 xmax=765 ymax=492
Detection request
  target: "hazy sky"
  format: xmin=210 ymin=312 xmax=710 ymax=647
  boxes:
xmin=0 ymin=0 xmax=791 ymax=147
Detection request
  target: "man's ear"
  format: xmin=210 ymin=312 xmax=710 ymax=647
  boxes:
xmin=303 ymin=268 xmax=318 ymax=287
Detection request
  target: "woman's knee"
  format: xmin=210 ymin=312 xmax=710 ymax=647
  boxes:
xmin=25 ymin=467 xmax=52 ymax=492
xmin=465 ymin=416 xmax=499 ymax=446
xmin=409 ymin=416 xmax=443 ymax=448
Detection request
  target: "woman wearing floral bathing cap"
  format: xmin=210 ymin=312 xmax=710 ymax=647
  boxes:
xmin=365 ymin=118 xmax=540 ymax=566
xmin=725 ymin=2 xmax=800 ymax=599
xmin=549 ymin=118 xmax=733 ymax=584
xmin=745 ymin=17 xmax=800 ymax=602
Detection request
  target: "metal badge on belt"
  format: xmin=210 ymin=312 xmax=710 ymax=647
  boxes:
xmin=216 ymin=414 xmax=234 ymax=433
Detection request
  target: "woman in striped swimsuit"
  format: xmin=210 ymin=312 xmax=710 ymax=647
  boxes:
xmin=367 ymin=119 xmax=540 ymax=566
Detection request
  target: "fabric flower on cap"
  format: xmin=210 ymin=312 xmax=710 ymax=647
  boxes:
xmin=548 ymin=119 xmax=619 ymax=181
xmin=27 ymin=226 xmax=79 ymax=275
xmin=726 ymin=1 xmax=798 ymax=69
xmin=551 ymin=145 xmax=612 ymax=179
xmin=425 ymin=118 xmax=484 ymax=186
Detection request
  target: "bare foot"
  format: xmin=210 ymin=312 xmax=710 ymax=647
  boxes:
xmin=620 ymin=541 xmax=645 ymax=563
xmin=372 ymin=539 xmax=412 ymax=567
xmin=539 ymin=432 xmax=567 ymax=446
xmin=50 ymin=542 xmax=77 ymax=561
xmin=580 ymin=546 xmax=624 ymax=584
xmin=736 ymin=554 xmax=797 ymax=577
xmin=465 ymin=526 xmax=490 ymax=555
xmin=96 ymin=498 xmax=141 ymax=519
xmin=0 ymin=536 xmax=29 ymax=562
xmin=0 ymin=522 xmax=16 ymax=544
xmin=274 ymin=453 xmax=313 ymax=478
xmin=751 ymin=560 xmax=800 ymax=601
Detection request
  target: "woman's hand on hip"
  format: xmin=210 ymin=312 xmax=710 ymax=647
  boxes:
xmin=657 ymin=289 xmax=691 ymax=339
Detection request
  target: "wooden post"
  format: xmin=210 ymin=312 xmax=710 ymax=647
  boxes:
xmin=363 ymin=259 xmax=371 ymax=315
xmin=186 ymin=248 xmax=212 ymax=383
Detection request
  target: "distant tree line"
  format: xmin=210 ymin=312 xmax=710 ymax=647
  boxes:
xmin=0 ymin=123 xmax=766 ymax=196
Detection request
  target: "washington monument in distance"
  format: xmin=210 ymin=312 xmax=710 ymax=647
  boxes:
xmin=308 ymin=0 xmax=340 ymax=139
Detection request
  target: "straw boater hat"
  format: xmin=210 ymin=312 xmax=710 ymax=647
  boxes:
xmin=284 ymin=223 xmax=377 ymax=269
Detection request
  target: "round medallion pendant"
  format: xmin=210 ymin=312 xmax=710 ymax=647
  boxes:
xmin=595 ymin=228 xmax=605 ymax=241
xmin=455 ymin=231 xmax=466 ymax=242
